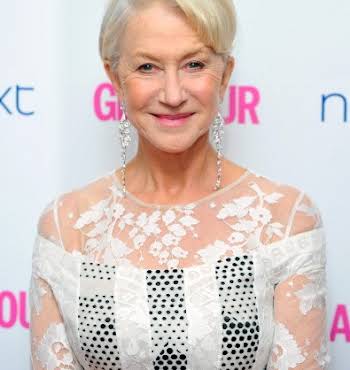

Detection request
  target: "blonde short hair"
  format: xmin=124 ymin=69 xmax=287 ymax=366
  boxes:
xmin=99 ymin=0 xmax=237 ymax=72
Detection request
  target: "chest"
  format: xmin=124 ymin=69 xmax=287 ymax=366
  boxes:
xmin=68 ymin=253 xmax=274 ymax=369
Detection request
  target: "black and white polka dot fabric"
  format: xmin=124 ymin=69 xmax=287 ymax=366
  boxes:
xmin=77 ymin=255 xmax=260 ymax=370
xmin=145 ymin=268 xmax=189 ymax=369
xmin=79 ymin=262 xmax=123 ymax=370
xmin=215 ymin=256 xmax=259 ymax=369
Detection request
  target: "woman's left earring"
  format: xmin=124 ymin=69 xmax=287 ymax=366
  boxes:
xmin=119 ymin=101 xmax=131 ymax=197
xmin=212 ymin=108 xmax=225 ymax=191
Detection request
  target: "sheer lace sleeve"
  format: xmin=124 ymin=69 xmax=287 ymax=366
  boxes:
xmin=29 ymin=196 xmax=82 ymax=370
xmin=267 ymin=192 xmax=331 ymax=369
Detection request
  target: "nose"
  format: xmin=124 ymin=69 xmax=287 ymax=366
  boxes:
xmin=158 ymin=67 xmax=187 ymax=107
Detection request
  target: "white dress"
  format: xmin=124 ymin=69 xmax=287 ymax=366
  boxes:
xmin=29 ymin=168 xmax=330 ymax=370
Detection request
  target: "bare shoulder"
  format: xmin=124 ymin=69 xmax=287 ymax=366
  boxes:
xmin=245 ymin=168 xmax=323 ymax=235
xmin=37 ymin=170 xmax=115 ymax=252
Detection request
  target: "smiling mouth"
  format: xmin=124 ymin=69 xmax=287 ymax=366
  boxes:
xmin=151 ymin=112 xmax=195 ymax=127
xmin=151 ymin=113 xmax=195 ymax=120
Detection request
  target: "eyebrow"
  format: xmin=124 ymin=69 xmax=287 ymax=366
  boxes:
xmin=132 ymin=47 xmax=208 ymax=61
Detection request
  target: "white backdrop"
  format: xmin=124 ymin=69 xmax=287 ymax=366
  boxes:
xmin=1 ymin=1 xmax=349 ymax=369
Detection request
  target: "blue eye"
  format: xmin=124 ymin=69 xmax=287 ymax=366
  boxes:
xmin=187 ymin=61 xmax=205 ymax=69
xmin=137 ymin=63 xmax=154 ymax=72
xmin=137 ymin=61 xmax=205 ymax=73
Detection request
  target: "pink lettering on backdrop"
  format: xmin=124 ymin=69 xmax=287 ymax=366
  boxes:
xmin=19 ymin=291 xmax=29 ymax=328
xmin=225 ymin=86 xmax=260 ymax=124
xmin=0 ymin=291 xmax=29 ymax=329
xmin=0 ymin=291 xmax=16 ymax=328
xmin=330 ymin=304 xmax=350 ymax=342
xmin=94 ymin=83 xmax=260 ymax=124
xmin=94 ymin=83 xmax=122 ymax=121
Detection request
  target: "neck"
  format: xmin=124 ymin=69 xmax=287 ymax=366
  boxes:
xmin=125 ymin=133 xmax=219 ymax=195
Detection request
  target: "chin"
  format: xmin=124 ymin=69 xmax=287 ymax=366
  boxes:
xmin=154 ymin=143 xmax=192 ymax=154
xmin=147 ymin=138 xmax=195 ymax=154
xmin=141 ymin=129 xmax=209 ymax=154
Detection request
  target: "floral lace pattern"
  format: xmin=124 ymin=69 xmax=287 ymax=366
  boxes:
xmin=294 ymin=275 xmax=327 ymax=315
xmin=73 ymin=187 xmax=200 ymax=269
xmin=72 ymin=176 xmax=294 ymax=270
xmin=267 ymin=323 xmax=306 ymax=370
xmin=29 ymin=168 xmax=330 ymax=369
xmin=29 ymin=275 xmax=51 ymax=316
xmin=32 ymin=323 xmax=78 ymax=370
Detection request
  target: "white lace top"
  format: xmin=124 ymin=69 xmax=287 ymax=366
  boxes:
xmin=29 ymin=168 xmax=330 ymax=370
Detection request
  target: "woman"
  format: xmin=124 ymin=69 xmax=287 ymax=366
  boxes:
xmin=29 ymin=0 xmax=330 ymax=369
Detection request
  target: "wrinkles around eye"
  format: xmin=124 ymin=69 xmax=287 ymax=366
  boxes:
xmin=137 ymin=61 xmax=206 ymax=73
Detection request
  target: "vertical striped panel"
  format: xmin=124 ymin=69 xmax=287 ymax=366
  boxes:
xmin=114 ymin=263 xmax=154 ymax=370
xmin=214 ymin=254 xmax=260 ymax=370
xmin=183 ymin=262 xmax=222 ymax=369
xmin=78 ymin=261 xmax=123 ymax=370
xmin=145 ymin=267 xmax=190 ymax=369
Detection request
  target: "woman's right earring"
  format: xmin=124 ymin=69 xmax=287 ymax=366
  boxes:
xmin=212 ymin=110 xmax=225 ymax=191
xmin=119 ymin=101 xmax=131 ymax=197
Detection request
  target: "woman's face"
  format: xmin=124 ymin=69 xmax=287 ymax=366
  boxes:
xmin=104 ymin=1 xmax=234 ymax=154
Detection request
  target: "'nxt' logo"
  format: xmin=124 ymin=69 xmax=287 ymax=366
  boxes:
xmin=0 ymin=85 xmax=34 ymax=116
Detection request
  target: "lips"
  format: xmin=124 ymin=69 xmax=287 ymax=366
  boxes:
xmin=152 ymin=113 xmax=194 ymax=120
xmin=151 ymin=112 xmax=194 ymax=128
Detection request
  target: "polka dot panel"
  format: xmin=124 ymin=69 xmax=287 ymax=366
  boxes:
xmin=78 ymin=293 xmax=123 ymax=370
xmin=145 ymin=268 xmax=189 ymax=370
xmin=81 ymin=261 xmax=116 ymax=280
xmin=215 ymin=255 xmax=260 ymax=370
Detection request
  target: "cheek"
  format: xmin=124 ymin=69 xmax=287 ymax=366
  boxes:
xmin=123 ymin=77 xmax=158 ymax=111
xmin=185 ymin=73 xmax=221 ymax=104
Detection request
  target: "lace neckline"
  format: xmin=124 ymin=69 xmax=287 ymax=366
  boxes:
xmin=110 ymin=167 xmax=251 ymax=209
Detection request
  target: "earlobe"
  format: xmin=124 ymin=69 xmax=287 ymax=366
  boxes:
xmin=104 ymin=61 xmax=123 ymax=102
xmin=220 ymin=56 xmax=235 ymax=101
xmin=103 ymin=61 xmax=113 ymax=80
xmin=104 ymin=61 xmax=117 ymax=85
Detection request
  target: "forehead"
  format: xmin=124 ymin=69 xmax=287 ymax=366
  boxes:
xmin=121 ymin=2 xmax=211 ymax=60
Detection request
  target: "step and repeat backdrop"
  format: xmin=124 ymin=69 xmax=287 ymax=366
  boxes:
xmin=1 ymin=0 xmax=349 ymax=369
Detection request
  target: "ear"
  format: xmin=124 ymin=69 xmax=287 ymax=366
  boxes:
xmin=103 ymin=61 xmax=124 ymax=102
xmin=219 ymin=56 xmax=235 ymax=103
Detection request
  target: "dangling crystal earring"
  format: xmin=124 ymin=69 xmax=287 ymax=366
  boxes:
xmin=119 ymin=100 xmax=131 ymax=197
xmin=212 ymin=106 xmax=225 ymax=191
